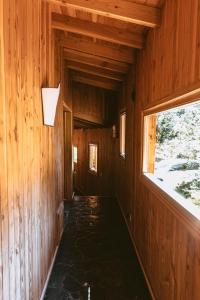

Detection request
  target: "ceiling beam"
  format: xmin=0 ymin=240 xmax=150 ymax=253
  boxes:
xmin=60 ymin=35 xmax=135 ymax=64
xmin=52 ymin=13 xmax=144 ymax=49
xmin=50 ymin=0 xmax=161 ymax=28
xmin=66 ymin=61 xmax=125 ymax=81
xmin=64 ymin=49 xmax=130 ymax=73
xmin=71 ymin=71 xmax=120 ymax=91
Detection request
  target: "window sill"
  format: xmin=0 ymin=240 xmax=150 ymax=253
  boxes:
xmin=141 ymin=173 xmax=200 ymax=229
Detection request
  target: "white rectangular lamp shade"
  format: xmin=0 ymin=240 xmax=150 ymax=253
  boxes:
xmin=42 ymin=84 xmax=60 ymax=126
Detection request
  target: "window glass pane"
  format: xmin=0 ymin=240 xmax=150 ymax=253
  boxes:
xmin=144 ymin=101 xmax=200 ymax=210
xmin=89 ymin=144 xmax=98 ymax=173
xmin=73 ymin=146 xmax=78 ymax=163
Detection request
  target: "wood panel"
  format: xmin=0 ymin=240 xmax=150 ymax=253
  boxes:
xmin=64 ymin=48 xmax=130 ymax=73
xmin=0 ymin=1 xmax=64 ymax=299
xmin=52 ymin=13 xmax=144 ymax=49
xmin=50 ymin=0 xmax=161 ymax=27
xmin=71 ymin=71 xmax=121 ymax=91
xmin=114 ymin=68 xmax=135 ymax=224
xmin=72 ymin=82 xmax=118 ymax=127
xmin=67 ymin=61 xmax=125 ymax=81
xmin=0 ymin=1 xmax=9 ymax=298
xmin=73 ymin=128 xmax=115 ymax=196
xmin=115 ymin=1 xmax=200 ymax=300
xmin=64 ymin=111 xmax=73 ymax=201
xmin=72 ymin=82 xmax=106 ymax=125
xmin=60 ymin=34 xmax=135 ymax=64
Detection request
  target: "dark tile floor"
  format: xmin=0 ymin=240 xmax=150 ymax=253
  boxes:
xmin=44 ymin=196 xmax=151 ymax=300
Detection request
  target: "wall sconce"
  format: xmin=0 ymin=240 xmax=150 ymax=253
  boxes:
xmin=42 ymin=84 xmax=60 ymax=126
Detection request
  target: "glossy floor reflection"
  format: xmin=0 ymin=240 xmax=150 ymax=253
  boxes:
xmin=44 ymin=196 xmax=151 ymax=300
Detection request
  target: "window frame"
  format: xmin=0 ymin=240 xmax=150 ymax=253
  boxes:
xmin=88 ymin=143 xmax=98 ymax=174
xmin=141 ymin=90 xmax=200 ymax=222
xmin=120 ymin=111 xmax=126 ymax=159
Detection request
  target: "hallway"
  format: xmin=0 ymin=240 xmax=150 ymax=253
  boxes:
xmin=2 ymin=1 xmax=200 ymax=299
xmin=44 ymin=196 xmax=151 ymax=300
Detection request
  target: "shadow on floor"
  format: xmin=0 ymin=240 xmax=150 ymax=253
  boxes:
xmin=44 ymin=196 xmax=151 ymax=300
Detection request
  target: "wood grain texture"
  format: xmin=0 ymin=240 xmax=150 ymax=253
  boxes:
xmin=67 ymin=61 xmax=125 ymax=81
xmin=115 ymin=1 xmax=200 ymax=299
xmin=60 ymin=34 xmax=135 ymax=64
xmin=71 ymin=71 xmax=121 ymax=91
xmin=64 ymin=111 xmax=73 ymax=201
xmin=72 ymin=82 xmax=118 ymax=127
xmin=64 ymin=48 xmax=130 ymax=73
xmin=0 ymin=1 xmax=9 ymax=299
xmin=52 ymin=13 xmax=144 ymax=48
xmin=72 ymin=82 xmax=106 ymax=125
xmin=50 ymin=0 xmax=161 ymax=27
xmin=73 ymin=128 xmax=115 ymax=196
xmin=0 ymin=1 xmax=64 ymax=299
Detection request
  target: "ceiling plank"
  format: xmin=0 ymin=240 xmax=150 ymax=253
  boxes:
xmin=71 ymin=71 xmax=120 ymax=90
xmin=49 ymin=0 xmax=161 ymax=28
xmin=66 ymin=61 xmax=125 ymax=81
xmin=64 ymin=49 xmax=130 ymax=73
xmin=60 ymin=35 xmax=135 ymax=64
xmin=52 ymin=13 xmax=144 ymax=49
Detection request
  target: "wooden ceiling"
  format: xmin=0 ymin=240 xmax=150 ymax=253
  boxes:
xmin=49 ymin=0 xmax=165 ymax=91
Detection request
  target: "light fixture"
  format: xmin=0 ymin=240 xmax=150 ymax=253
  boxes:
xmin=42 ymin=84 xmax=60 ymax=126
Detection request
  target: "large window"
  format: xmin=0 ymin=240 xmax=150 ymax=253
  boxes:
xmin=120 ymin=112 xmax=126 ymax=158
xmin=89 ymin=144 xmax=98 ymax=173
xmin=143 ymin=100 xmax=200 ymax=216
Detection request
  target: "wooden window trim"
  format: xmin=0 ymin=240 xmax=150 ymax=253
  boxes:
xmin=140 ymin=86 xmax=200 ymax=227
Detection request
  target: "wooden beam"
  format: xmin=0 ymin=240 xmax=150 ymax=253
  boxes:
xmin=60 ymin=35 xmax=135 ymax=64
xmin=71 ymin=71 xmax=120 ymax=91
xmin=64 ymin=49 xmax=130 ymax=73
xmin=50 ymin=0 xmax=161 ymax=27
xmin=52 ymin=13 xmax=144 ymax=49
xmin=66 ymin=61 xmax=125 ymax=81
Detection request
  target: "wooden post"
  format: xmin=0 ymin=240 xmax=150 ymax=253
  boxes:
xmin=144 ymin=114 xmax=157 ymax=173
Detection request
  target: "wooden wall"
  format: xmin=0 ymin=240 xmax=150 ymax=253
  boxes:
xmin=0 ymin=1 xmax=64 ymax=299
xmin=114 ymin=67 xmax=135 ymax=223
xmin=72 ymin=82 xmax=105 ymax=125
xmin=115 ymin=1 xmax=200 ymax=299
xmin=72 ymin=82 xmax=117 ymax=126
xmin=73 ymin=128 xmax=115 ymax=196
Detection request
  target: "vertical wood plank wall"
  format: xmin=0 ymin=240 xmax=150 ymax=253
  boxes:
xmin=72 ymin=82 xmax=106 ymax=125
xmin=73 ymin=128 xmax=115 ymax=196
xmin=114 ymin=68 xmax=135 ymax=225
xmin=0 ymin=1 xmax=64 ymax=299
xmin=115 ymin=1 xmax=200 ymax=299
xmin=64 ymin=111 xmax=73 ymax=201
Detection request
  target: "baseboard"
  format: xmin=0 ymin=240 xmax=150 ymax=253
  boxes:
xmin=116 ymin=197 xmax=156 ymax=300
xmin=39 ymin=227 xmax=64 ymax=300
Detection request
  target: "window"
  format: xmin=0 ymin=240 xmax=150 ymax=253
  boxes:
xmin=73 ymin=146 xmax=78 ymax=164
xmin=120 ymin=112 xmax=126 ymax=158
xmin=143 ymin=100 xmax=200 ymax=217
xmin=89 ymin=144 xmax=98 ymax=173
